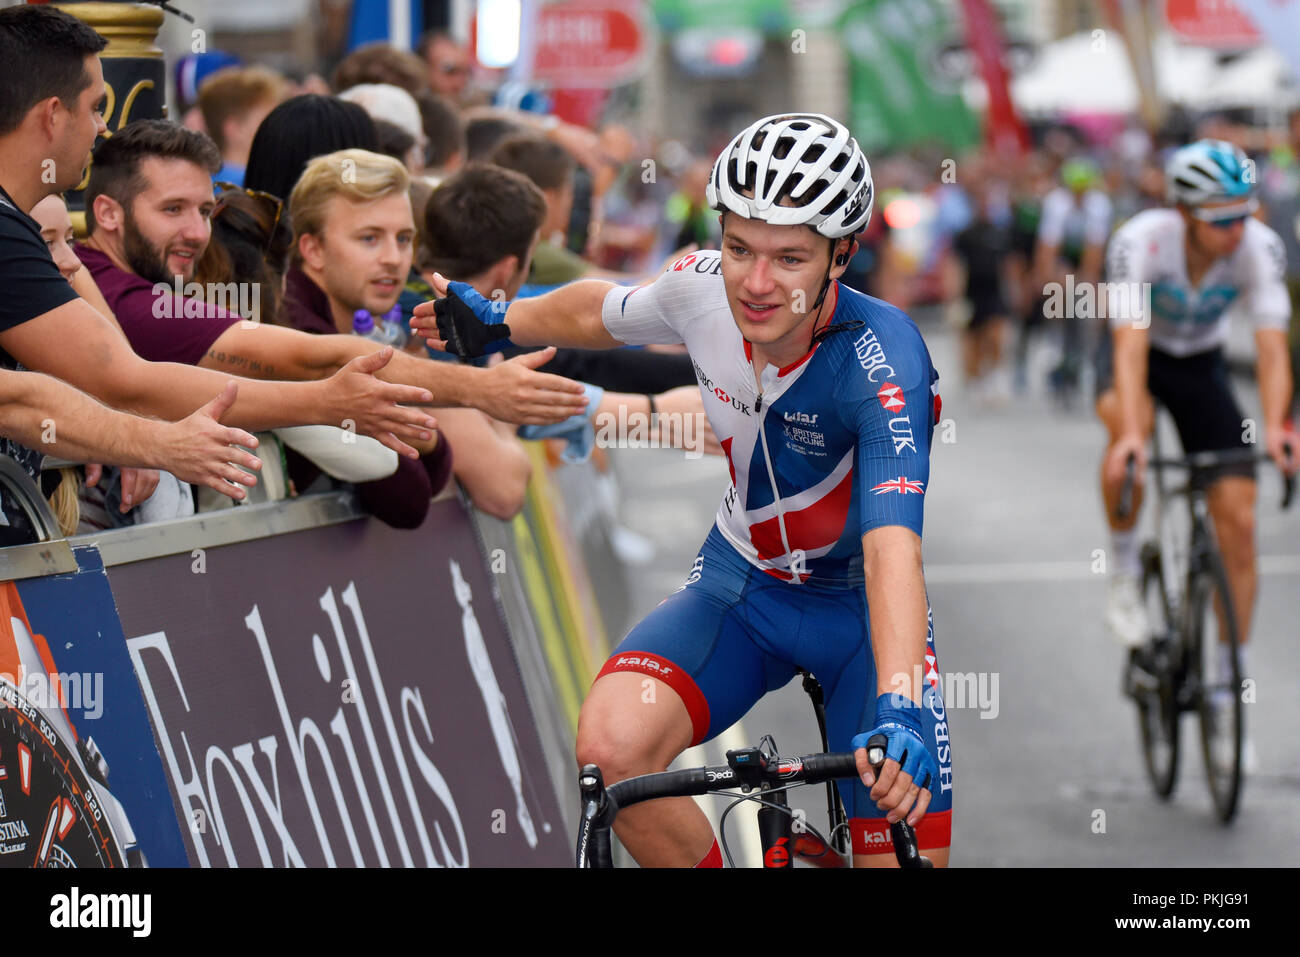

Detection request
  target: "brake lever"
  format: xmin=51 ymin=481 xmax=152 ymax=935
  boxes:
xmin=865 ymin=734 xmax=933 ymax=869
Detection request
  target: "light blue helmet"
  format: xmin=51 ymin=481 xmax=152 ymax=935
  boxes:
xmin=1165 ymin=139 xmax=1255 ymax=207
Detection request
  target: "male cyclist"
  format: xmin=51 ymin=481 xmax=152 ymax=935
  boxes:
xmin=414 ymin=114 xmax=952 ymax=867
xmin=1097 ymin=139 xmax=1299 ymax=770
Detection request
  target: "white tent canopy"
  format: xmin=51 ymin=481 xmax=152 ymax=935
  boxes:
xmin=1001 ymin=31 xmax=1291 ymax=115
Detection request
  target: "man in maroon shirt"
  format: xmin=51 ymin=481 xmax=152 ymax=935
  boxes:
xmin=77 ymin=120 xmax=588 ymax=432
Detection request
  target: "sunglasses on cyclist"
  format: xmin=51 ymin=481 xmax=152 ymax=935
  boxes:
xmin=1190 ymin=198 xmax=1256 ymax=227
xmin=1202 ymin=215 xmax=1248 ymax=230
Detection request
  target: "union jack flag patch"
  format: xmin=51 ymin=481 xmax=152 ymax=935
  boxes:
xmin=871 ymin=476 xmax=925 ymax=495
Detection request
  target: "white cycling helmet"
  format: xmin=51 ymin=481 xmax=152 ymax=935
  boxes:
xmin=1165 ymin=139 xmax=1256 ymax=207
xmin=707 ymin=113 xmax=873 ymax=238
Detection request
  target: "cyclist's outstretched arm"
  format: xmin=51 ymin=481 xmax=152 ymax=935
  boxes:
xmin=414 ymin=273 xmax=626 ymax=350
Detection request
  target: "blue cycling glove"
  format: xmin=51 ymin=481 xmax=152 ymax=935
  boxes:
xmin=852 ymin=692 xmax=939 ymax=792
xmin=434 ymin=280 xmax=514 ymax=357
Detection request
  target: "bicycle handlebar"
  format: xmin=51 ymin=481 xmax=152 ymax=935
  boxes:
xmin=576 ymin=734 xmax=932 ymax=868
xmin=1117 ymin=445 xmax=1296 ymax=520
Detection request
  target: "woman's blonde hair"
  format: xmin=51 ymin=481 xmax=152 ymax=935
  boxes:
xmin=48 ymin=467 xmax=81 ymax=537
xmin=288 ymin=148 xmax=411 ymax=261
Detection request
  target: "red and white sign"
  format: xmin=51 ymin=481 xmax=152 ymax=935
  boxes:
xmin=532 ymin=0 xmax=650 ymax=87
xmin=1163 ymin=0 xmax=1260 ymax=48
xmin=877 ymin=382 xmax=906 ymax=413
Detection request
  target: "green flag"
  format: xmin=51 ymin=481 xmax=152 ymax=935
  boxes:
xmin=841 ymin=0 xmax=979 ymax=153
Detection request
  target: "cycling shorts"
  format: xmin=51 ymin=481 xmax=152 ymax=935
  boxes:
xmin=594 ymin=525 xmax=954 ymax=856
xmin=1095 ymin=340 xmax=1255 ymax=481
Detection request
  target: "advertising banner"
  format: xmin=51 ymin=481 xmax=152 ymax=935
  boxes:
xmin=105 ymin=500 xmax=570 ymax=867
xmin=0 ymin=555 xmax=183 ymax=867
xmin=841 ymin=0 xmax=980 ymax=154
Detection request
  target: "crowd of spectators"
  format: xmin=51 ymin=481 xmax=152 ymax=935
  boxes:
xmin=863 ymin=113 xmax=1300 ymax=408
xmin=0 ymin=4 xmax=719 ymax=544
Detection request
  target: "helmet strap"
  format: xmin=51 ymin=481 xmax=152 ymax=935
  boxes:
xmin=806 ymin=240 xmax=838 ymax=351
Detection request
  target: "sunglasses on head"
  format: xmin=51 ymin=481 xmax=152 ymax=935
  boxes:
xmin=213 ymin=182 xmax=284 ymax=252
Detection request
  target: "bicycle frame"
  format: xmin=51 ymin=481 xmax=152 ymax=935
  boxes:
xmin=1122 ymin=414 xmax=1292 ymax=821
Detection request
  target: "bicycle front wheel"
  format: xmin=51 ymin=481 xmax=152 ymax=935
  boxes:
xmin=1191 ymin=552 xmax=1243 ymax=823
xmin=1135 ymin=543 xmax=1179 ymax=797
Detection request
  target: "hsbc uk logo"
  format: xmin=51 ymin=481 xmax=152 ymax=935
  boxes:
xmin=854 ymin=327 xmax=895 ymax=382
xmin=670 ymin=252 xmax=722 ymax=276
xmin=877 ymin=382 xmax=905 ymax=413
xmin=692 ymin=359 xmax=751 ymax=416
xmin=871 ymin=476 xmax=925 ymax=495
xmin=876 ymin=383 xmax=916 ymax=454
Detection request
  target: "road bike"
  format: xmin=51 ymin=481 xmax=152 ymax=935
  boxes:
xmin=1118 ymin=433 xmax=1294 ymax=822
xmin=576 ymin=675 xmax=932 ymax=868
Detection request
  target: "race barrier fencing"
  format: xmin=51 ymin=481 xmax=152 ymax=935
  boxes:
xmin=0 ymin=440 xmax=624 ymax=868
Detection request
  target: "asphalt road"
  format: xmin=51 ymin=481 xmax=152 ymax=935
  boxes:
xmin=606 ymin=311 xmax=1300 ymax=867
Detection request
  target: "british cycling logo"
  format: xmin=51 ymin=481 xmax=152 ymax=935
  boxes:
xmin=871 ymin=477 xmax=924 ymax=495
xmin=854 ymin=327 xmax=895 ymax=382
xmin=783 ymin=424 xmax=826 ymax=452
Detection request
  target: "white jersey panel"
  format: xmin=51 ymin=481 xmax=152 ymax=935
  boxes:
xmin=1105 ymin=208 xmax=1290 ymax=356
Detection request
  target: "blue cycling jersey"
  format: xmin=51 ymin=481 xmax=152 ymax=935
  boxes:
xmin=601 ymin=249 xmax=941 ymax=587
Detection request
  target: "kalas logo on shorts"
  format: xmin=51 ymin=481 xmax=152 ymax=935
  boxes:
xmin=614 ymin=655 xmax=674 ymax=678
